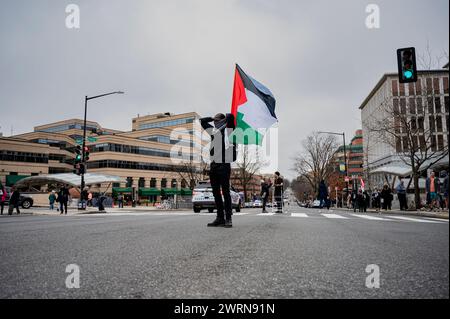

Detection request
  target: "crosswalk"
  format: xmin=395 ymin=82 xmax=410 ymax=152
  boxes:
xmin=81 ymin=210 xmax=448 ymax=224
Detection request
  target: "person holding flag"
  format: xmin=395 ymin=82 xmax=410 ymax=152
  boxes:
xmin=200 ymin=64 xmax=278 ymax=227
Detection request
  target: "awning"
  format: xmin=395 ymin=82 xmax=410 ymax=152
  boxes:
xmin=14 ymin=173 xmax=126 ymax=188
xmin=138 ymin=188 xmax=160 ymax=196
xmin=161 ymin=188 xmax=180 ymax=195
xmin=180 ymin=188 xmax=193 ymax=196
xmin=370 ymin=156 xmax=449 ymax=177
xmin=6 ymin=175 xmax=28 ymax=186
xmin=370 ymin=165 xmax=412 ymax=177
xmin=112 ymin=187 xmax=133 ymax=194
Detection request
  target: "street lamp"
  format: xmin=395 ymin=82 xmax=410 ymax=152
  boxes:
xmin=79 ymin=91 xmax=124 ymax=210
xmin=318 ymin=131 xmax=349 ymax=205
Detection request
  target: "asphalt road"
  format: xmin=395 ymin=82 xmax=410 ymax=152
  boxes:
xmin=0 ymin=206 xmax=448 ymax=299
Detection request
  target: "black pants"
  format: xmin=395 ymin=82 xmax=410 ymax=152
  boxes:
xmin=8 ymin=204 xmax=20 ymax=215
xmin=210 ymin=163 xmax=232 ymax=219
xmin=398 ymin=194 xmax=407 ymax=210
xmin=0 ymin=201 xmax=4 ymax=214
xmin=60 ymin=201 xmax=68 ymax=214
xmin=262 ymin=196 xmax=268 ymax=212
xmin=275 ymin=190 xmax=282 ymax=212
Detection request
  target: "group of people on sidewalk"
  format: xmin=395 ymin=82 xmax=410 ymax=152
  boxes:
xmin=0 ymin=185 xmax=21 ymax=215
xmin=48 ymin=185 xmax=70 ymax=214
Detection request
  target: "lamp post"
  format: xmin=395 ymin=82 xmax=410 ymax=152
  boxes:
xmin=318 ymin=131 xmax=349 ymax=205
xmin=79 ymin=91 xmax=124 ymax=209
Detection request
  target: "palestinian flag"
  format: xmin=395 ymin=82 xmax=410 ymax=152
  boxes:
xmin=230 ymin=64 xmax=277 ymax=145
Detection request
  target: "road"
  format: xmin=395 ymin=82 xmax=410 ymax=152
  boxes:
xmin=0 ymin=206 xmax=448 ymax=299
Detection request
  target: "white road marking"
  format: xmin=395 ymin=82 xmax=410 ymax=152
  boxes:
xmin=386 ymin=216 xmax=445 ymax=223
xmin=257 ymin=213 xmax=276 ymax=216
xmin=351 ymin=214 xmax=392 ymax=221
xmin=291 ymin=213 xmax=309 ymax=218
xmin=422 ymin=217 xmax=449 ymax=223
xmin=321 ymin=213 xmax=348 ymax=219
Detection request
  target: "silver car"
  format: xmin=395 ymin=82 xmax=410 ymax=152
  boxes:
xmin=192 ymin=181 xmax=241 ymax=213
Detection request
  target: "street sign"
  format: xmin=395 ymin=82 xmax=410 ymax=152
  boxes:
xmin=87 ymin=137 xmax=98 ymax=142
xmin=76 ymin=138 xmax=83 ymax=145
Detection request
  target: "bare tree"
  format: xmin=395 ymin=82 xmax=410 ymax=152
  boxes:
xmin=293 ymin=132 xmax=339 ymax=195
xmin=367 ymin=83 xmax=449 ymax=208
xmin=291 ymin=176 xmax=314 ymax=201
xmin=233 ymin=145 xmax=263 ymax=202
xmin=176 ymin=159 xmax=210 ymax=190
xmin=417 ymin=40 xmax=449 ymax=70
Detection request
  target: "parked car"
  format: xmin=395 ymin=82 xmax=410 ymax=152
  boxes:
xmin=311 ymin=200 xmax=321 ymax=208
xmin=192 ymin=181 xmax=241 ymax=213
xmin=4 ymin=187 xmax=34 ymax=209
xmin=253 ymin=200 xmax=263 ymax=208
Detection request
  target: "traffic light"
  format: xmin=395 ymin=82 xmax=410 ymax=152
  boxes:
xmin=75 ymin=145 xmax=82 ymax=163
xmin=79 ymin=163 xmax=85 ymax=175
xmin=397 ymin=47 xmax=418 ymax=83
xmin=83 ymin=146 xmax=90 ymax=162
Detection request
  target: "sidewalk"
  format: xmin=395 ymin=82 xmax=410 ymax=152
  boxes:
xmin=333 ymin=207 xmax=449 ymax=219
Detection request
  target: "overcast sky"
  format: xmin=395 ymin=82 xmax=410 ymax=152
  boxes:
xmin=0 ymin=0 xmax=448 ymax=179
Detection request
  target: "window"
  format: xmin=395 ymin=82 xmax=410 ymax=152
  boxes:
xmin=445 ymin=97 xmax=449 ymax=113
xmin=435 ymin=98 xmax=442 ymax=113
xmin=444 ymin=77 xmax=449 ymax=94
xmin=418 ymin=117 xmax=424 ymax=130
xmin=415 ymin=79 xmax=422 ymax=95
xmin=399 ymin=83 xmax=405 ymax=96
xmin=126 ymin=177 xmax=133 ymax=188
xmin=431 ymin=135 xmax=437 ymax=152
xmin=392 ymin=80 xmax=398 ymax=96
xmin=171 ymin=179 xmax=177 ymax=188
xmin=429 ymin=117 xmax=436 ymax=132
xmin=138 ymin=177 xmax=145 ymax=188
xmin=138 ymin=117 xmax=195 ymax=130
xmin=410 ymin=117 xmax=417 ymax=131
xmin=400 ymin=99 xmax=407 ymax=114
xmin=437 ymin=135 xmax=444 ymax=151
xmin=161 ymin=178 xmax=167 ymax=188
xmin=417 ymin=98 xmax=423 ymax=114
xmin=181 ymin=179 xmax=187 ymax=188
xmin=393 ymin=99 xmax=399 ymax=114
xmin=433 ymin=78 xmax=440 ymax=94
xmin=409 ymin=98 xmax=416 ymax=114
xmin=436 ymin=116 xmax=443 ymax=132
xmin=112 ymin=183 xmax=120 ymax=188
xmin=150 ymin=178 xmax=156 ymax=188
xmin=402 ymin=136 xmax=409 ymax=152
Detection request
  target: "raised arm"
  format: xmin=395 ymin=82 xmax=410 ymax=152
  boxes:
xmin=199 ymin=117 xmax=214 ymax=130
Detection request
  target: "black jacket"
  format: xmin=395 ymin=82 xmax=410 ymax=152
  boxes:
xmin=9 ymin=191 xmax=20 ymax=205
xmin=261 ymin=183 xmax=272 ymax=199
xmin=200 ymin=114 xmax=237 ymax=164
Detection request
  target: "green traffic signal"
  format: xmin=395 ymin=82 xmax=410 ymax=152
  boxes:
xmin=404 ymin=70 xmax=413 ymax=79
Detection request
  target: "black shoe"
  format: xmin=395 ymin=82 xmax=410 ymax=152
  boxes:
xmin=224 ymin=218 xmax=233 ymax=228
xmin=207 ymin=218 xmax=225 ymax=227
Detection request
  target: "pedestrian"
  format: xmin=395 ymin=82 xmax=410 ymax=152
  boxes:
xmin=357 ymin=189 xmax=366 ymax=212
xmin=318 ymin=180 xmax=328 ymax=209
xmin=425 ymin=171 xmax=440 ymax=211
xmin=381 ymin=184 xmax=392 ymax=211
xmin=443 ymin=171 xmax=449 ymax=210
xmin=352 ymin=190 xmax=359 ymax=212
xmin=117 ymin=193 xmax=124 ymax=208
xmin=87 ymin=191 xmax=93 ymax=207
xmin=200 ymin=113 xmax=236 ymax=228
xmin=396 ymin=179 xmax=408 ymax=211
xmin=274 ymin=172 xmax=284 ymax=213
xmin=8 ymin=186 xmax=21 ymax=215
xmin=260 ymin=178 xmax=272 ymax=214
xmin=58 ymin=185 xmax=69 ymax=215
xmin=49 ymin=190 xmax=57 ymax=210
xmin=371 ymin=188 xmax=381 ymax=212
xmin=347 ymin=192 xmax=352 ymax=210
xmin=0 ymin=184 xmax=7 ymax=215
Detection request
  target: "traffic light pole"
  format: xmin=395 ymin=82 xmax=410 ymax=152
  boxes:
xmin=78 ymin=91 xmax=124 ymax=210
